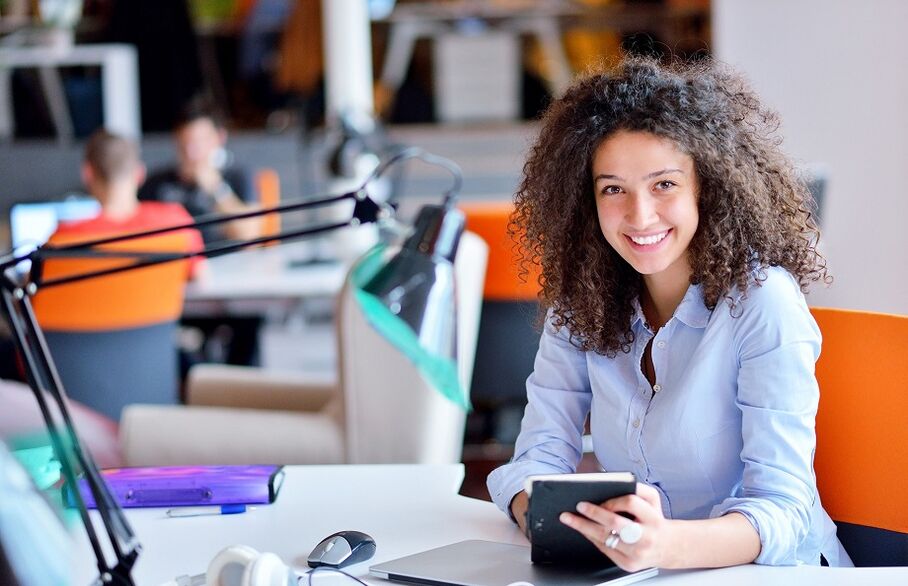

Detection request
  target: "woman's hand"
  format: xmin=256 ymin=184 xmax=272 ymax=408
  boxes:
xmin=559 ymin=482 xmax=678 ymax=571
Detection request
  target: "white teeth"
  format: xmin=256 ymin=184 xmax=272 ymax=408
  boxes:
xmin=629 ymin=231 xmax=669 ymax=246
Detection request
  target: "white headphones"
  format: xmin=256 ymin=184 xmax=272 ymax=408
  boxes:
xmin=204 ymin=545 xmax=298 ymax=586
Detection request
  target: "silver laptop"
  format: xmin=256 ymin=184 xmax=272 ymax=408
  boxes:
xmin=369 ymin=540 xmax=658 ymax=586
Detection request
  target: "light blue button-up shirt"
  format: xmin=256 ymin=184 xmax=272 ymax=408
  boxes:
xmin=487 ymin=267 xmax=850 ymax=566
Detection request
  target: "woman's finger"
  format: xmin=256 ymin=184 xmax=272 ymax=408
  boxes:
xmin=604 ymin=494 xmax=661 ymax=525
xmin=574 ymin=501 xmax=626 ymax=532
xmin=635 ymin=483 xmax=663 ymax=509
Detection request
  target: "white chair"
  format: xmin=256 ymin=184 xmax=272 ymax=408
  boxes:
xmin=119 ymin=232 xmax=488 ymax=466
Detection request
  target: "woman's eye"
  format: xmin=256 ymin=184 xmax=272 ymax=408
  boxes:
xmin=601 ymin=185 xmax=622 ymax=195
xmin=655 ymin=180 xmax=677 ymax=191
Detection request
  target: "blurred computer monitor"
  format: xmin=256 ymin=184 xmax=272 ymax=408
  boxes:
xmin=9 ymin=198 xmax=100 ymax=272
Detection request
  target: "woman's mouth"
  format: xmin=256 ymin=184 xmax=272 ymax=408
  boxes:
xmin=626 ymin=229 xmax=671 ymax=248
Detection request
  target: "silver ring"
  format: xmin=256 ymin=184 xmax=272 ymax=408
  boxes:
xmin=604 ymin=532 xmax=620 ymax=549
xmin=619 ymin=522 xmax=643 ymax=545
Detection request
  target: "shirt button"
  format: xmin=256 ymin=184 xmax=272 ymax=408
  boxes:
xmin=632 ymin=419 xmax=640 ymax=428
xmin=656 ymin=341 xmax=666 ymax=349
xmin=653 ymin=384 xmax=662 ymax=393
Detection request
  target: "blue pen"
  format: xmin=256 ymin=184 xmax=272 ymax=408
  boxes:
xmin=166 ymin=504 xmax=247 ymax=518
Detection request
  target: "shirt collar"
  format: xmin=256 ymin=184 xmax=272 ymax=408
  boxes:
xmin=674 ymin=282 xmax=712 ymax=329
xmin=631 ymin=282 xmax=712 ymax=330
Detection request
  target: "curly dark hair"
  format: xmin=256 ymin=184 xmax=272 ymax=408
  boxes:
xmin=512 ymin=56 xmax=829 ymax=356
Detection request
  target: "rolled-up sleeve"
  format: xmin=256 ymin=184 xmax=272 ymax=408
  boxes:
xmin=487 ymin=317 xmax=592 ymax=517
xmin=709 ymin=274 xmax=821 ymax=565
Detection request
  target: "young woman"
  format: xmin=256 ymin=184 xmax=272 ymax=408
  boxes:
xmin=487 ymin=57 xmax=850 ymax=570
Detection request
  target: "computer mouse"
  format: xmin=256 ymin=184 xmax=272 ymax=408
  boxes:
xmin=307 ymin=530 xmax=377 ymax=569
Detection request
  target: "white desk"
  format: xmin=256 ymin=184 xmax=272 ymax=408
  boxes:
xmin=0 ymin=43 xmax=140 ymax=142
xmin=183 ymin=242 xmax=349 ymax=317
xmin=73 ymin=465 xmax=908 ymax=585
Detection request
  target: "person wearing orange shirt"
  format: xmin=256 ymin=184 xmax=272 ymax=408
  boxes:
xmin=50 ymin=129 xmax=204 ymax=278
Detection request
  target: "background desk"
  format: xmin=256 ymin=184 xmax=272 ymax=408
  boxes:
xmin=0 ymin=43 xmax=140 ymax=143
xmin=72 ymin=465 xmax=908 ymax=585
xmin=183 ymin=242 xmax=349 ymax=318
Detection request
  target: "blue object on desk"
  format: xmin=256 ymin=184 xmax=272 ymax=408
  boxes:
xmin=166 ymin=504 xmax=247 ymax=518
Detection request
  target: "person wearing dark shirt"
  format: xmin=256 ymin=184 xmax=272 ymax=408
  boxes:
xmin=140 ymin=99 xmax=262 ymax=244
xmin=140 ymin=99 xmax=264 ymax=367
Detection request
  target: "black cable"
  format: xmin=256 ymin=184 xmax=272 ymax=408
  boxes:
xmin=303 ymin=565 xmax=370 ymax=585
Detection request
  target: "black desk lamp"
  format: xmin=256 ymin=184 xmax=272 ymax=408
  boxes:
xmin=0 ymin=147 xmax=464 ymax=586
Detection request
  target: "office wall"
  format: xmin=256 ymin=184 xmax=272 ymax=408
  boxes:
xmin=713 ymin=0 xmax=908 ymax=315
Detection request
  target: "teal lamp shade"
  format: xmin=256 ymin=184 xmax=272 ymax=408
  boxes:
xmin=351 ymin=204 xmax=469 ymax=409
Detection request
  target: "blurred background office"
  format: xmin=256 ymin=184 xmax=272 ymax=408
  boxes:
xmin=0 ymin=0 xmax=905 ymax=499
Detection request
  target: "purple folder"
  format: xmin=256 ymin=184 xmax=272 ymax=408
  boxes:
xmin=69 ymin=465 xmax=285 ymax=508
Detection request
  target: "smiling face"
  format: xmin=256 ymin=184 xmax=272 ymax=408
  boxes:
xmin=592 ymin=130 xmax=699 ymax=291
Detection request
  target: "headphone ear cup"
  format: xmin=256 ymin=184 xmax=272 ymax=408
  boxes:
xmin=207 ymin=545 xmax=260 ymax=586
xmin=242 ymin=551 xmax=293 ymax=586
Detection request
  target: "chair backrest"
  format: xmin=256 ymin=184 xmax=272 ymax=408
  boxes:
xmin=338 ymin=231 xmax=488 ymax=464
xmin=32 ymin=232 xmax=192 ymax=421
xmin=255 ymin=168 xmax=281 ymax=238
xmin=458 ymin=201 xmax=539 ymax=302
xmin=33 ymin=232 xmax=191 ymax=331
xmin=811 ymin=306 xmax=908 ymax=565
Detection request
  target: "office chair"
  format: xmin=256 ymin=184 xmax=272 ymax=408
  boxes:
xmin=459 ymin=202 xmax=541 ymax=444
xmin=32 ymin=232 xmax=192 ymax=421
xmin=118 ymin=231 xmax=488 ymax=466
xmin=255 ymin=168 xmax=281 ymax=238
xmin=811 ymin=307 xmax=908 ymax=566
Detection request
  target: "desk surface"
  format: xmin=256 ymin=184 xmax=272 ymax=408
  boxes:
xmin=186 ymin=242 xmax=348 ymax=302
xmin=182 ymin=242 xmax=349 ymax=318
xmin=74 ymin=465 xmax=908 ymax=585
xmin=0 ymin=42 xmax=136 ymax=66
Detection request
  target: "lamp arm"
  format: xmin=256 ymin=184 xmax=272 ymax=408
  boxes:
xmin=4 ymin=185 xmax=388 ymax=294
xmin=35 ymin=191 xmax=361 ymax=256
xmin=0 ymin=191 xmax=364 ymax=275
xmin=0 ymin=193 xmax=377 ymax=586
xmin=0 ymin=280 xmax=139 ymax=585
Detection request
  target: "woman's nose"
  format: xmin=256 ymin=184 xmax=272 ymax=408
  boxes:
xmin=626 ymin=192 xmax=658 ymax=228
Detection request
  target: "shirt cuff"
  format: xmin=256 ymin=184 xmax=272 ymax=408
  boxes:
xmin=710 ymin=498 xmax=804 ymax=566
xmin=487 ymin=459 xmax=575 ymax=520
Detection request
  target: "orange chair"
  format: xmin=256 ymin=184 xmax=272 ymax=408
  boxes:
xmin=460 ymin=202 xmax=542 ymax=442
xmin=32 ymin=232 xmax=192 ymax=421
xmin=811 ymin=307 xmax=908 ymax=566
xmin=255 ymin=168 xmax=281 ymax=239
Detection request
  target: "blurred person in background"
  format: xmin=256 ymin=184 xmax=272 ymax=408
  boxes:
xmin=50 ymin=129 xmax=204 ymax=278
xmin=140 ymin=96 xmax=263 ymax=244
xmin=140 ymin=97 xmax=264 ymax=367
